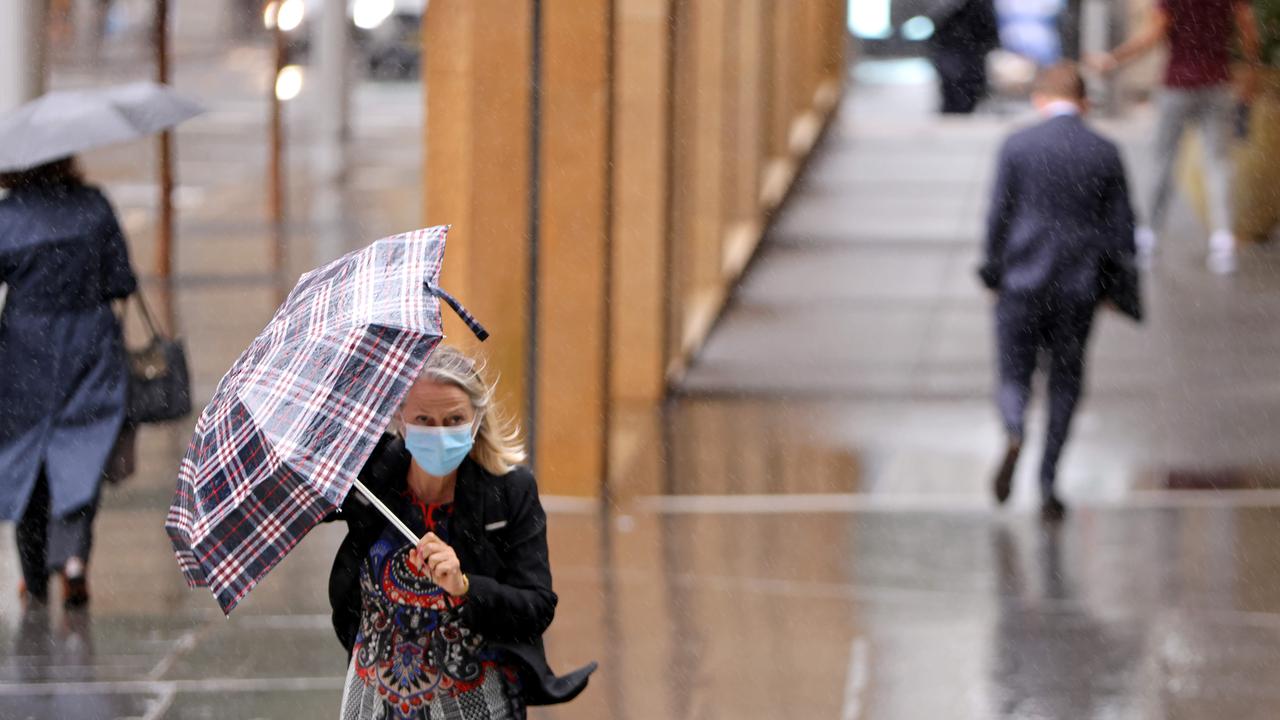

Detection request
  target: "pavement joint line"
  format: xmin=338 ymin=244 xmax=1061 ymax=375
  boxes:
xmin=632 ymin=490 xmax=1280 ymax=515
xmin=0 ymin=676 xmax=344 ymax=697
xmin=137 ymin=684 xmax=176 ymax=720
xmin=556 ymin=565 xmax=1280 ymax=630
xmin=145 ymin=626 xmax=206 ymax=682
xmin=841 ymin=636 xmax=870 ymax=720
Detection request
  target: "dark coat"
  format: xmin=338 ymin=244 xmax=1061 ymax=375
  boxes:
xmin=327 ymin=435 xmax=597 ymax=707
xmin=980 ymin=113 xmax=1141 ymax=319
xmin=928 ymin=0 xmax=1000 ymax=55
xmin=0 ymin=183 xmax=137 ymax=520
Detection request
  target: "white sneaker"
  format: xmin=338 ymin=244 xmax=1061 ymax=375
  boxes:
xmin=1135 ymin=226 xmax=1157 ymax=268
xmin=1207 ymin=231 xmax=1237 ymax=275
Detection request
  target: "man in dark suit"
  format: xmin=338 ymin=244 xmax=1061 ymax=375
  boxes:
xmin=927 ymin=0 xmax=1001 ymax=114
xmin=980 ymin=64 xmax=1141 ymax=522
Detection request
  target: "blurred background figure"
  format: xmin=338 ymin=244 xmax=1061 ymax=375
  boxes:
xmin=0 ymin=156 xmax=137 ymax=610
xmin=981 ymin=64 xmax=1139 ymax=523
xmin=926 ymin=0 xmax=1001 ymax=113
xmin=1235 ymin=0 xmax=1280 ymax=244
xmin=1091 ymin=0 xmax=1262 ymax=274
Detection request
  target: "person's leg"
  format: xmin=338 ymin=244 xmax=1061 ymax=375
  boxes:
xmin=935 ymin=53 xmax=966 ymax=114
xmin=992 ymin=296 xmax=1041 ymax=503
xmin=961 ymin=59 xmax=989 ymax=114
xmin=1200 ymin=85 xmax=1238 ymax=272
xmin=1040 ymin=301 xmax=1097 ymax=508
xmin=996 ymin=297 xmax=1040 ymax=440
xmin=47 ymin=493 xmax=101 ymax=609
xmin=1143 ymin=89 xmax=1195 ymax=252
xmin=15 ymin=471 xmax=51 ymax=603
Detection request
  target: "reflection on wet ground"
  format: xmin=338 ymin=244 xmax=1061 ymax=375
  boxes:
xmin=6 ymin=55 xmax=1280 ymax=718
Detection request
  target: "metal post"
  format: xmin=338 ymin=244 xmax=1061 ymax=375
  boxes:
xmin=1082 ymin=0 xmax=1125 ymax=116
xmin=1060 ymin=0 xmax=1083 ymax=61
xmin=525 ymin=0 xmax=542 ymax=466
xmin=313 ymin=0 xmax=349 ymax=185
xmin=155 ymin=0 xmax=176 ymax=283
xmin=0 ymin=0 xmax=47 ymax=113
xmin=269 ymin=6 xmax=287 ymax=277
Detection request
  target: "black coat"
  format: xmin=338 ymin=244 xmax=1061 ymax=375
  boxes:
xmin=327 ymin=435 xmax=596 ymax=706
xmin=0 ymin=183 xmax=136 ymax=521
xmin=981 ymin=114 xmax=1142 ymax=320
xmin=927 ymin=0 xmax=1000 ymax=55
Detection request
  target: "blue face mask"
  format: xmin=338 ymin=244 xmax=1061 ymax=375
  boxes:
xmin=403 ymin=423 xmax=477 ymax=477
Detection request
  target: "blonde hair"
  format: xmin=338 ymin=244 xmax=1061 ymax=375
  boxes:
xmin=414 ymin=345 xmax=526 ymax=476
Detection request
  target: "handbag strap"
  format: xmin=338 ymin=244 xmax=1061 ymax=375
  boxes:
xmin=127 ymin=289 xmax=168 ymax=341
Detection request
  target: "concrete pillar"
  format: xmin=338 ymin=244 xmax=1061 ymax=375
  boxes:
xmin=535 ymin=0 xmax=613 ymax=496
xmin=423 ymin=0 xmax=534 ymax=440
xmin=313 ymin=0 xmax=350 ymax=185
xmin=0 ymin=0 xmax=48 ymax=113
xmin=422 ymin=0 xmax=848 ymax=496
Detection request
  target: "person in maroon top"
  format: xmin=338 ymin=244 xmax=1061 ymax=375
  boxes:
xmin=1092 ymin=0 xmax=1262 ymax=274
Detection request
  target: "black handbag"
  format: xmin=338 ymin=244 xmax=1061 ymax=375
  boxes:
xmin=124 ymin=291 xmax=192 ymax=424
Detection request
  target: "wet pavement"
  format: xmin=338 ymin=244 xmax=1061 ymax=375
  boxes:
xmin=5 ymin=35 xmax=1280 ymax=720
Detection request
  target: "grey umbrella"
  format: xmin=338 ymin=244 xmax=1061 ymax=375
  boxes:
xmin=0 ymin=81 xmax=204 ymax=172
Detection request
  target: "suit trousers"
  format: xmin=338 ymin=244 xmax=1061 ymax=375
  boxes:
xmin=995 ymin=294 xmax=1097 ymax=494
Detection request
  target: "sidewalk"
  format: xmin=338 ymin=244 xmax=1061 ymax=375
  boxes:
xmin=4 ymin=56 xmax=1280 ymax=720
xmin=683 ymin=59 xmax=1280 ymax=505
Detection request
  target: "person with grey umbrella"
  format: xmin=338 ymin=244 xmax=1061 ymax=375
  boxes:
xmin=980 ymin=64 xmax=1142 ymax=522
xmin=0 ymin=82 xmax=201 ymax=609
xmin=0 ymin=156 xmax=137 ymax=609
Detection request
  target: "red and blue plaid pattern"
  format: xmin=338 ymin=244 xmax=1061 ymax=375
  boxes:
xmin=166 ymin=227 xmax=450 ymax=613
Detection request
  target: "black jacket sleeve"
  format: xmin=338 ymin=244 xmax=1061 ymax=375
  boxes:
xmin=464 ymin=468 xmax=558 ymax=642
xmin=96 ymin=191 xmax=138 ymax=301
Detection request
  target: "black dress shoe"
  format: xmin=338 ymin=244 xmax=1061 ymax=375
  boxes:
xmin=992 ymin=438 xmax=1021 ymax=505
xmin=1040 ymin=496 xmax=1068 ymax=523
xmin=62 ymin=574 xmax=89 ymax=610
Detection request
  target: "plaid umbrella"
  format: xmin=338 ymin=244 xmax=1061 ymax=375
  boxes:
xmin=165 ymin=226 xmax=486 ymax=613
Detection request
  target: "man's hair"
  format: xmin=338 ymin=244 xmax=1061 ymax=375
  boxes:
xmin=1033 ymin=63 xmax=1087 ymax=101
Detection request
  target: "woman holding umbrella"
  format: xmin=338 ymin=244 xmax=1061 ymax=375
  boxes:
xmin=329 ymin=345 xmax=595 ymax=719
xmin=0 ymin=156 xmax=137 ymax=609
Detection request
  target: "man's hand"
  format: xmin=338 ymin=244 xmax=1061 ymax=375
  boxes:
xmin=1087 ymin=52 xmax=1120 ymax=76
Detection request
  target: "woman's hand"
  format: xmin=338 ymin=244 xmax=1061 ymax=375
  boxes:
xmin=409 ymin=532 xmax=469 ymax=596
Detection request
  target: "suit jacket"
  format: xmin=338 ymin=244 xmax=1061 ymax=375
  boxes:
xmin=980 ymin=113 xmax=1142 ymax=319
xmin=327 ymin=435 xmax=597 ymax=706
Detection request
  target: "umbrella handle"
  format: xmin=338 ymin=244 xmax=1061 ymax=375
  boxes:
xmin=426 ymin=284 xmax=489 ymax=342
xmin=350 ymin=479 xmax=462 ymax=610
xmin=351 ymin=479 xmax=420 ymax=545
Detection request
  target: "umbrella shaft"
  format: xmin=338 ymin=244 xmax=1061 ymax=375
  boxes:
xmin=351 ymin=479 xmax=420 ymax=545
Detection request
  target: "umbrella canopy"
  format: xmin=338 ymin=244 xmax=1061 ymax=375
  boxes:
xmin=0 ymin=81 xmax=204 ymax=172
xmin=166 ymin=226 xmax=476 ymax=613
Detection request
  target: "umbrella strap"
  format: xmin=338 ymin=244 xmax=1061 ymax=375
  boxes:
xmin=427 ymin=284 xmax=489 ymax=341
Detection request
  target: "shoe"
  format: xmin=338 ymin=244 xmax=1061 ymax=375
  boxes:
xmin=18 ymin=579 xmax=48 ymax=609
xmin=992 ymin=437 xmax=1021 ymax=505
xmin=1135 ymin=226 xmax=1157 ymax=268
xmin=1040 ymin=495 xmax=1068 ymax=523
xmin=1208 ymin=231 xmax=1237 ymax=275
xmin=61 ymin=572 xmax=89 ymax=610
